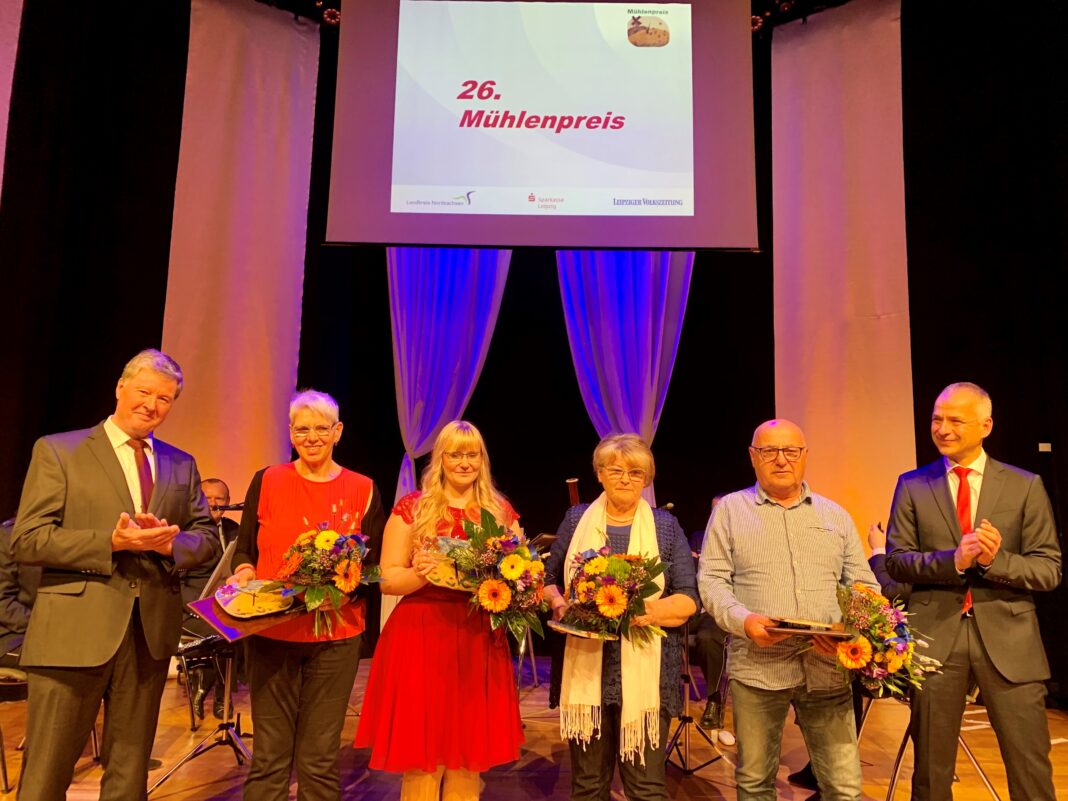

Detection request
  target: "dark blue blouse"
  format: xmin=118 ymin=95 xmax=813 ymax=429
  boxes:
xmin=545 ymin=504 xmax=699 ymax=717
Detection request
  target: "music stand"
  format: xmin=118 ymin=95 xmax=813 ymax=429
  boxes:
xmin=666 ymin=620 xmax=725 ymax=775
xmin=149 ymin=636 xmax=251 ymax=794
xmin=150 ymin=543 xmax=251 ymax=795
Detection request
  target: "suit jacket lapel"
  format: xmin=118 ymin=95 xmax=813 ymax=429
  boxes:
xmin=87 ymin=424 xmax=137 ymax=514
xmin=924 ymin=459 xmax=961 ymax=543
xmin=149 ymin=440 xmax=173 ymax=516
xmin=975 ymin=457 xmax=1005 ymax=525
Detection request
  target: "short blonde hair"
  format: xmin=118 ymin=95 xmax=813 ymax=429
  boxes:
xmin=592 ymin=433 xmax=655 ymax=486
xmin=288 ymin=389 xmax=340 ymax=425
xmin=121 ymin=349 xmax=184 ymax=397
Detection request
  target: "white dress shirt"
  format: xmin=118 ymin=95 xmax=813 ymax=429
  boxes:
xmin=103 ymin=416 xmax=156 ymax=511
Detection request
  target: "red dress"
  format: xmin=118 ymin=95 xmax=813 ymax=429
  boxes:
xmin=354 ymin=492 xmax=525 ymax=773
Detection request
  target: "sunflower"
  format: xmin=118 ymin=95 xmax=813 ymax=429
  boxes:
xmin=277 ymin=550 xmax=303 ymax=580
xmin=585 ymin=556 xmax=608 ymax=576
xmin=333 ymin=559 xmax=362 ymax=593
xmin=500 ymin=554 xmax=527 ymax=581
xmin=837 ymin=636 xmax=873 ymax=670
xmin=477 ymin=579 xmax=512 ymax=613
xmin=595 ymin=584 xmax=627 ymax=619
xmin=315 ymin=529 xmax=340 ymax=550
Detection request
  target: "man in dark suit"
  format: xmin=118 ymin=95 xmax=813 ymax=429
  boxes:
xmin=886 ymin=382 xmax=1061 ymax=801
xmin=13 ymin=349 xmax=219 ymax=800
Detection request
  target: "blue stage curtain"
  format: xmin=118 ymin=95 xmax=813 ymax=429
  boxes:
xmin=387 ymin=247 xmax=511 ymax=502
xmin=556 ymin=250 xmax=694 ymax=505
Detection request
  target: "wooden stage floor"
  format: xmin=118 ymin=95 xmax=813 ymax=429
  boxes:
xmin=1 ymin=657 xmax=1065 ymax=799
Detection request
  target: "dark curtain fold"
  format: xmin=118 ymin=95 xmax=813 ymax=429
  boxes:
xmin=901 ymin=0 xmax=1068 ymax=702
xmin=0 ymin=0 xmax=190 ymax=517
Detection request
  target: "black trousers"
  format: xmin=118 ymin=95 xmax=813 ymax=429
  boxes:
xmin=569 ymin=705 xmax=672 ymax=801
xmin=692 ymin=613 xmax=727 ymax=696
xmin=243 ymin=634 xmax=362 ymax=801
xmin=19 ymin=602 xmax=169 ymax=801
xmin=909 ymin=617 xmax=1055 ymax=801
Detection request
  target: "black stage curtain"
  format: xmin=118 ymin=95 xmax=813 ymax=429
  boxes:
xmin=901 ymin=1 xmax=1068 ymax=702
xmin=0 ymin=1 xmax=190 ymax=517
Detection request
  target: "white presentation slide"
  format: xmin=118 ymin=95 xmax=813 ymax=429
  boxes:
xmin=390 ymin=2 xmax=694 ymax=216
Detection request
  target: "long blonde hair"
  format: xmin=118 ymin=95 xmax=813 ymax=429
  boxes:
xmin=411 ymin=420 xmax=510 ymax=541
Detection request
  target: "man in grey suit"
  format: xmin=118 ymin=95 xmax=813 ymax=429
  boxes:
xmin=13 ymin=349 xmax=219 ymax=800
xmin=886 ymin=382 xmax=1061 ymax=801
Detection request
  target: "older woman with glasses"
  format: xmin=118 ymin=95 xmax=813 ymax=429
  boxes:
xmin=355 ymin=420 xmax=524 ymax=801
xmin=230 ymin=389 xmax=386 ymax=801
xmin=544 ymin=433 xmax=699 ymax=801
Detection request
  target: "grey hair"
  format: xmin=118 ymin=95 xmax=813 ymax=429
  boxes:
xmin=592 ymin=433 xmax=656 ymax=485
xmin=940 ymin=382 xmax=992 ymax=419
xmin=288 ymin=389 xmax=340 ymax=425
xmin=120 ymin=349 xmax=184 ymax=397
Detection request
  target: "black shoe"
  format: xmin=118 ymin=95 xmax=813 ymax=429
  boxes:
xmin=787 ymin=763 xmax=819 ymax=791
xmin=189 ymin=666 xmax=214 ymax=720
xmin=213 ymin=689 xmax=234 ymax=720
xmin=699 ymin=697 xmax=723 ymax=730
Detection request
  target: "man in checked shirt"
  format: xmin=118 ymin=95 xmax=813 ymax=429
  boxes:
xmin=698 ymin=419 xmax=879 ymax=801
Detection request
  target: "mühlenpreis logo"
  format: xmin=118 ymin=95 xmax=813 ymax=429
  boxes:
xmin=627 ymin=13 xmax=669 ymax=47
xmin=450 ymin=191 xmax=476 ymax=205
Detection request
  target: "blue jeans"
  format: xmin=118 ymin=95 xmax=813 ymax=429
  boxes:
xmin=730 ymin=679 xmax=862 ymax=801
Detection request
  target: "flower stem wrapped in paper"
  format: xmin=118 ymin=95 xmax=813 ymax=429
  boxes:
xmin=262 ymin=505 xmax=381 ymax=638
xmin=834 ymin=583 xmax=941 ymax=696
xmin=555 ymin=545 xmax=667 ymax=646
xmin=431 ymin=507 xmax=549 ymax=645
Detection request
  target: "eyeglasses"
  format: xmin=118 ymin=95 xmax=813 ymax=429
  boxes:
xmin=602 ymin=467 xmax=646 ymax=483
xmin=750 ymin=446 xmax=806 ymax=463
xmin=291 ymin=424 xmax=336 ymax=440
xmin=444 ymin=451 xmax=482 ymax=462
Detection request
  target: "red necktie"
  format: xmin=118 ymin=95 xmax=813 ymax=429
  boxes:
xmin=954 ymin=466 xmax=973 ymax=615
xmin=128 ymin=439 xmax=154 ymax=514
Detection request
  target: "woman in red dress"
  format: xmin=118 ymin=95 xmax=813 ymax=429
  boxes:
xmin=230 ymin=390 xmax=385 ymax=801
xmin=355 ymin=420 xmax=524 ymax=801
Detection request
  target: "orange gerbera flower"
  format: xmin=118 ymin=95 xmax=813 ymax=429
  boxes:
xmin=595 ymin=585 xmax=627 ymax=619
xmin=277 ymin=551 xmax=303 ymax=580
xmin=333 ymin=559 xmax=362 ymax=593
xmin=837 ymin=636 xmax=873 ymax=670
xmin=477 ymin=578 xmax=512 ymax=613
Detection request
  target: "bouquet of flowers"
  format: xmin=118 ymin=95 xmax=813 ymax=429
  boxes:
xmin=263 ymin=505 xmax=381 ymax=637
xmin=834 ymin=583 xmax=941 ymax=696
xmin=559 ymin=545 xmax=666 ymax=647
xmin=441 ymin=508 xmax=549 ymax=645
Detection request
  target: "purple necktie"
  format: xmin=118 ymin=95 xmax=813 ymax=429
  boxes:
xmin=128 ymin=439 xmax=154 ymax=514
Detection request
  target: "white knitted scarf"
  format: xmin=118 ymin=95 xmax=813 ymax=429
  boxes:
xmin=559 ymin=493 xmax=664 ymax=764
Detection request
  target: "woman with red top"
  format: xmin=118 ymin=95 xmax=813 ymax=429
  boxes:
xmin=355 ymin=420 xmax=524 ymax=801
xmin=230 ymin=390 xmax=385 ymax=801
